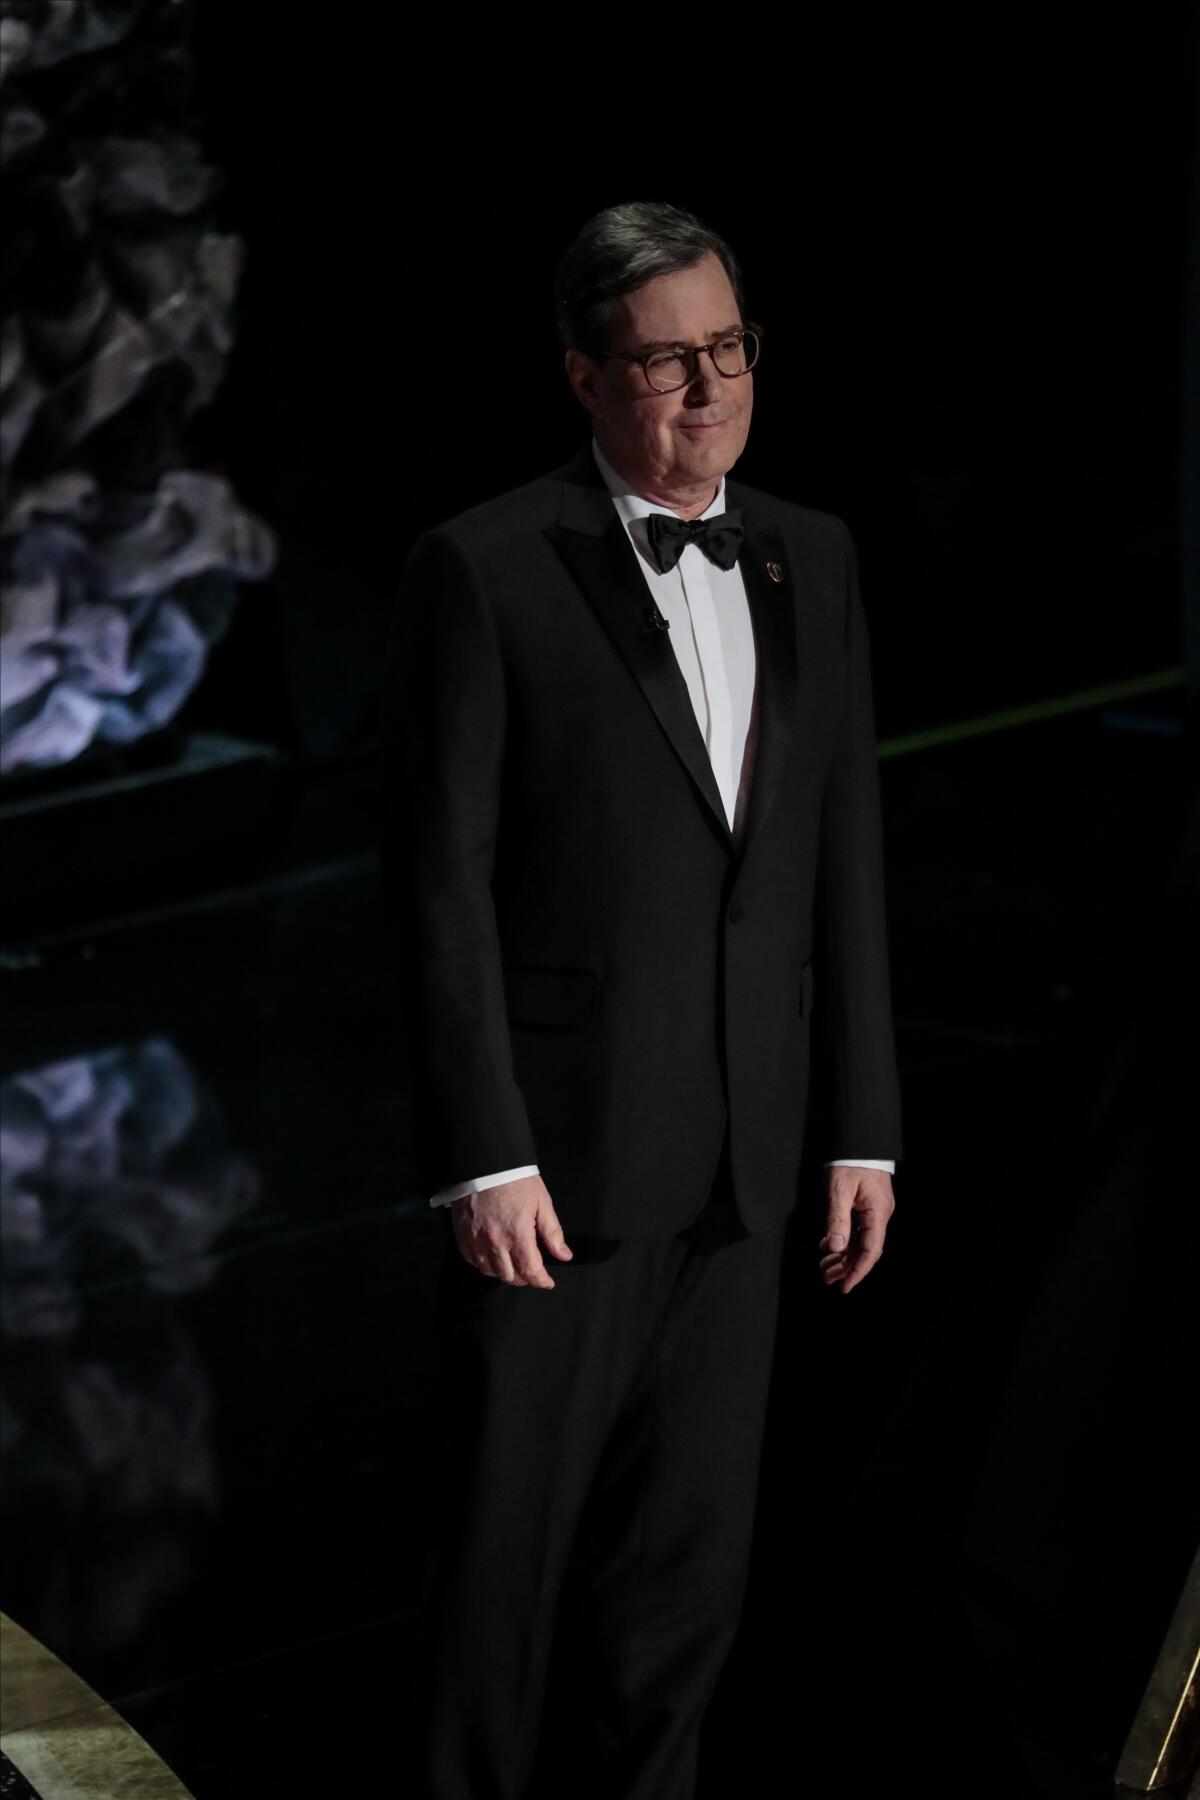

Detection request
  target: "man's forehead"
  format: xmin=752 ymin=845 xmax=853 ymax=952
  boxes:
xmin=614 ymin=256 xmax=740 ymax=346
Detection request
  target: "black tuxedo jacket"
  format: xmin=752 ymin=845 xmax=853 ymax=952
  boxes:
xmin=379 ymin=437 xmax=902 ymax=1238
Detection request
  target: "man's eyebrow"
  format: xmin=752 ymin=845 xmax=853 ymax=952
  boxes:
xmin=630 ymin=324 xmax=743 ymax=353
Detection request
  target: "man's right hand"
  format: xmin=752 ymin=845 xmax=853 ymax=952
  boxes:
xmin=450 ymin=1175 xmax=574 ymax=1288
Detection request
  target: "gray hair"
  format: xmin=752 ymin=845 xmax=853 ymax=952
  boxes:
xmin=552 ymin=200 xmax=746 ymax=356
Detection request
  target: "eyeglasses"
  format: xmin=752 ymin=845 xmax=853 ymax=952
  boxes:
xmin=592 ymin=322 xmax=764 ymax=394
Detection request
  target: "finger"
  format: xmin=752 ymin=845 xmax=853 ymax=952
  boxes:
xmin=486 ymin=1237 xmax=523 ymax=1285
xmin=538 ymin=1208 xmax=573 ymax=1262
xmin=840 ymin=1235 xmax=885 ymax=1293
xmin=845 ymin=1213 xmax=886 ymax=1275
xmin=514 ymin=1232 xmax=555 ymax=1290
xmin=821 ymin=1208 xmax=853 ymax=1253
xmin=841 ymin=1249 xmax=875 ymax=1290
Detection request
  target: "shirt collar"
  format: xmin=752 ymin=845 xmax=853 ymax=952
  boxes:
xmin=590 ymin=435 xmax=727 ymax=527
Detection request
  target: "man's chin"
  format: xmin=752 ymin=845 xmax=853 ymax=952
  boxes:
xmin=685 ymin=440 xmax=746 ymax=482
xmin=676 ymin=426 xmax=744 ymax=462
xmin=692 ymin=418 xmax=746 ymax=448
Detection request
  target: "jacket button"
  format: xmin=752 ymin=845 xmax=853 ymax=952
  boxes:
xmin=727 ymin=902 xmax=746 ymax=922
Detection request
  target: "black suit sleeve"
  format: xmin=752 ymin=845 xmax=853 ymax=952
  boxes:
xmin=811 ymin=520 xmax=904 ymax=1162
xmin=378 ymin=526 xmax=539 ymax=1194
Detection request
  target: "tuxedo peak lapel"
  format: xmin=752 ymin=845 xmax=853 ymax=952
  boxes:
xmin=543 ymin=445 xmax=798 ymax=864
xmin=546 ymin=453 xmax=735 ymax=854
xmin=728 ymin=499 xmax=797 ymax=863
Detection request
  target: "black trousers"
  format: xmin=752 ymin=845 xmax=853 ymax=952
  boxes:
xmin=409 ymin=1125 xmax=789 ymax=1800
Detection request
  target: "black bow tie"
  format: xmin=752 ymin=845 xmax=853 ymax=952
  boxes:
xmin=646 ymin=508 xmax=745 ymax=574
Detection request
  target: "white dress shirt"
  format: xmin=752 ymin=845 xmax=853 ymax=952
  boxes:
xmin=428 ymin=437 xmax=896 ymax=1206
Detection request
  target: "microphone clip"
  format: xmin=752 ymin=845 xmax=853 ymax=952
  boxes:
xmin=642 ymin=601 xmax=670 ymax=633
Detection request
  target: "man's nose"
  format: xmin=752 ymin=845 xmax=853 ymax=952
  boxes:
xmin=686 ymin=351 xmax=723 ymax=395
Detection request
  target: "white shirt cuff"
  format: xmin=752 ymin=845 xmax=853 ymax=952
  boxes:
xmin=429 ymin=1165 xmax=541 ymax=1207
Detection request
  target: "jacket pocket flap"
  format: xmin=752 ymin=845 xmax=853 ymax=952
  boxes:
xmin=503 ymin=964 xmax=600 ymax=1029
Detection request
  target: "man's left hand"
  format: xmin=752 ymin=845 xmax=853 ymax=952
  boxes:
xmin=819 ymin=1165 xmax=895 ymax=1294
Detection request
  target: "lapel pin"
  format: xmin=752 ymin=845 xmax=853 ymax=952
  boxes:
xmin=766 ymin=561 xmax=784 ymax=584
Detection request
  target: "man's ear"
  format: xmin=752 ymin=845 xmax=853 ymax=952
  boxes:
xmin=565 ymin=348 xmax=603 ymax=421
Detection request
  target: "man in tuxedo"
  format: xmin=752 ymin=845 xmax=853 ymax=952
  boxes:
xmin=381 ymin=200 xmax=903 ymax=1799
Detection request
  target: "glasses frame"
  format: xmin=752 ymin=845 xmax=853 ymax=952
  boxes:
xmin=591 ymin=321 xmax=764 ymax=394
